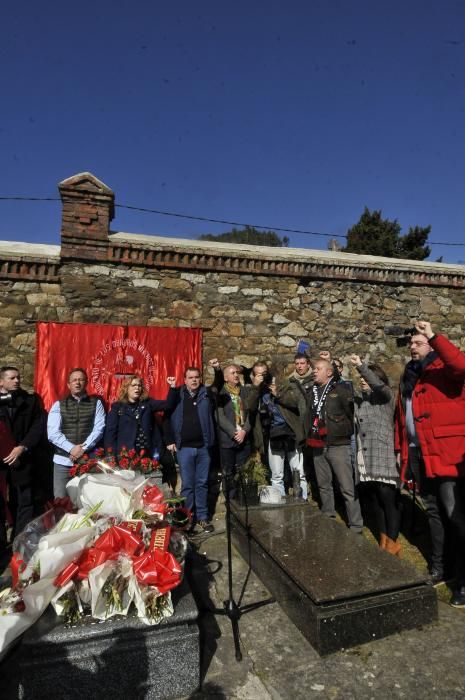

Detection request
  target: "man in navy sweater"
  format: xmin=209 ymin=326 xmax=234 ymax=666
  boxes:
xmin=165 ymin=367 xmax=216 ymax=533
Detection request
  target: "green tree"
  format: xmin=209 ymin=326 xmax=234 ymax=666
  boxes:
xmin=344 ymin=207 xmax=431 ymax=260
xmin=199 ymin=225 xmax=289 ymax=247
xmin=397 ymin=225 xmax=432 ymax=260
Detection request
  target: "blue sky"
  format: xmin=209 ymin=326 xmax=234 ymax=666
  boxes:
xmin=1 ymin=1 xmax=464 ymax=262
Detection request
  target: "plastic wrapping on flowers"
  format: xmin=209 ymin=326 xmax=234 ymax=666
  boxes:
xmin=0 ymin=473 xmax=192 ymax=656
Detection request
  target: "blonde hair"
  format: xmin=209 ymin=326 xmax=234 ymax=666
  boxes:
xmin=117 ymin=375 xmax=149 ymax=403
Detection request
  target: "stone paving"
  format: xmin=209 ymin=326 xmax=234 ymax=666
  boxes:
xmin=186 ymin=506 xmax=465 ymax=700
xmin=1 ymin=499 xmax=464 ymax=700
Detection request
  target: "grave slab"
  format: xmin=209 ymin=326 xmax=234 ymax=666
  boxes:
xmin=1 ymin=579 xmax=199 ymax=700
xmin=231 ymin=502 xmax=437 ymax=655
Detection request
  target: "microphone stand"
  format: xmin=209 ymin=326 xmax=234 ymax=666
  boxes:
xmin=208 ymin=382 xmax=273 ymax=663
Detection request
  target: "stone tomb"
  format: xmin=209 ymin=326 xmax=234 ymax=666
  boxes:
xmin=1 ymin=579 xmax=199 ymax=700
xmin=231 ymin=502 xmax=437 ymax=655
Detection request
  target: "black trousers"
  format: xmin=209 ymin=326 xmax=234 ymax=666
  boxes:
xmin=362 ymin=481 xmax=402 ymax=540
xmin=410 ymin=446 xmax=465 ymax=580
xmin=220 ymin=443 xmax=251 ymax=499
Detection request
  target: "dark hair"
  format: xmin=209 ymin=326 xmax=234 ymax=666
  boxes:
xmin=184 ymin=366 xmax=201 ymax=378
xmin=68 ymin=367 xmax=88 ymax=381
xmin=0 ymin=365 xmax=19 ymax=378
xmin=251 ymin=361 xmax=269 ymax=374
xmin=294 ymin=353 xmax=311 ymax=362
xmin=368 ymin=363 xmax=390 ymax=387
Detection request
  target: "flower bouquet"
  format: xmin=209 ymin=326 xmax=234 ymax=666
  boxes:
xmin=70 ymin=446 xmax=160 ymax=478
xmin=0 ymin=474 xmax=190 ymax=657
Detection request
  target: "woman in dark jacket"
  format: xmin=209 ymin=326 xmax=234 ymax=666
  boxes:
xmin=350 ymin=355 xmax=401 ymax=556
xmin=104 ymin=375 xmax=175 ymax=458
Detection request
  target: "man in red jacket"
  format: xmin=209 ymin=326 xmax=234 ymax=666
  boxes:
xmin=395 ymin=320 xmax=465 ymax=606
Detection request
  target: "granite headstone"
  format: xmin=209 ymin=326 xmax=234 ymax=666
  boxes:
xmin=231 ymin=502 xmax=437 ymax=655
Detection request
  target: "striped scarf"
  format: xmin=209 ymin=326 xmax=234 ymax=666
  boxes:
xmin=224 ymin=383 xmax=245 ymax=427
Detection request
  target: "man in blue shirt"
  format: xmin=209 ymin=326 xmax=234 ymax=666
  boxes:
xmin=47 ymin=368 xmax=105 ymax=497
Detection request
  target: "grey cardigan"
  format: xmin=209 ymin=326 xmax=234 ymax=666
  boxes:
xmin=354 ymin=363 xmax=398 ymax=482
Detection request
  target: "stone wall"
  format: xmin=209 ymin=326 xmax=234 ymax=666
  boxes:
xmin=1 ymin=172 xmax=465 ymax=391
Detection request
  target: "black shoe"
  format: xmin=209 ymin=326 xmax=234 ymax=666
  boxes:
xmin=198 ymin=520 xmax=214 ymax=533
xmin=429 ymin=568 xmax=444 ymax=585
xmin=450 ymin=585 xmax=465 ymax=607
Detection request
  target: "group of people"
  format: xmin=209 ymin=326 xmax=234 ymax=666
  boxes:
xmin=0 ymin=318 xmax=464 ymax=607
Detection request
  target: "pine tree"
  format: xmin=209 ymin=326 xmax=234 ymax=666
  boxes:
xmin=344 ymin=208 xmax=431 ymax=260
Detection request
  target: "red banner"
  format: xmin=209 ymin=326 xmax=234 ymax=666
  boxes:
xmin=35 ymin=322 xmax=202 ymax=410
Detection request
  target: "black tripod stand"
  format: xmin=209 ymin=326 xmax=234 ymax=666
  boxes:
xmin=210 ymin=466 xmax=274 ymax=662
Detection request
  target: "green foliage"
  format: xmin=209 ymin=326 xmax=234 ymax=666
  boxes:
xmin=344 ymin=207 xmax=431 ymax=260
xmin=397 ymin=225 xmax=432 ymax=260
xmin=238 ymin=451 xmax=268 ymax=485
xmin=199 ymin=225 xmax=289 ymax=247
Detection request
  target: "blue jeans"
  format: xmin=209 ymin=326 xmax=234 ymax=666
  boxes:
xmin=54 ymin=463 xmax=73 ymax=498
xmin=177 ymin=446 xmax=211 ymax=522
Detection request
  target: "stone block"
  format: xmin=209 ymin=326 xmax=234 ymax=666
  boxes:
xmin=170 ymin=301 xmax=202 ymax=319
xmin=241 ymin=288 xmax=263 ymax=296
xmin=278 ymin=335 xmax=295 ymax=347
xmin=229 ymin=323 xmax=245 ymax=336
xmin=1 ymin=580 xmax=200 ymax=700
xmin=10 ymin=332 xmax=35 ymax=350
xmin=132 ymin=279 xmax=161 ymax=289
xmin=180 ymin=273 xmax=206 ymax=284
xmin=218 ymin=286 xmax=239 ymax=294
xmin=161 ymin=278 xmax=191 ymax=290
xmin=231 ymin=503 xmax=437 ymax=656
xmin=210 ymin=305 xmax=237 ymax=318
xmin=83 ymin=266 xmax=112 ymax=276
xmin=25 ymin=293 xmax=50 ymax=305
xmin=273 ymin=314 xmax=289 ymax=324
xmin=279 ymin=321 xmax=306 ymax=336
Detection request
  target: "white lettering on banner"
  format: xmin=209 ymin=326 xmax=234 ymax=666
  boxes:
xmin=90 ymin=337 xmax=156 ymax=394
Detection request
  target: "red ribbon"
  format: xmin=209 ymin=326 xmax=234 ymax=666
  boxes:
xmin=150 ymin=526 xmax=171 ymax=551
xmin=93 ymin=524 xmax=143 ymax=557
xmin=10 ymin=552 xmax=23 ymax=587
xmin=132 ymin=548 xmax=182 ymax=594
xmin=53 ymin=523 xmax=143 ymax=587
xmin=53 ymin=522 xmax=182 ymax=595
xmin=142 ymin=486 xmax=168 ymax=516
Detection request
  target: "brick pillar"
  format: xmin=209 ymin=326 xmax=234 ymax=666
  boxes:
xmin=59 ymin=172 xmax=115 ymax=261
